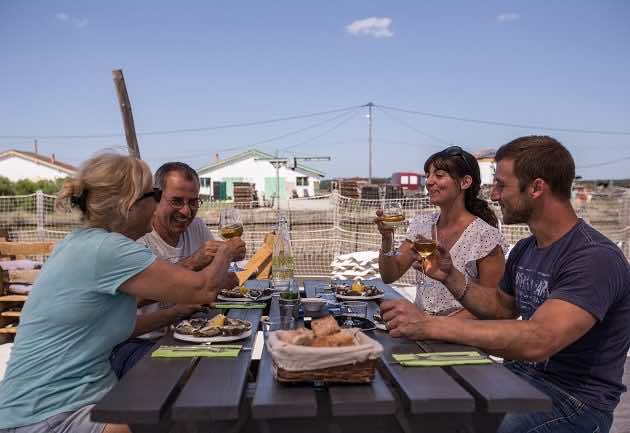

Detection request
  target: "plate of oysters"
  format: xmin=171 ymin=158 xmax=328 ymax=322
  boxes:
xmin=173 ymin=313 xmax=252 ymax=343
xmin=217 ymin=286 xmax=273 ymax=302
xmin=333 ymin=280 xmax=385 ymax=301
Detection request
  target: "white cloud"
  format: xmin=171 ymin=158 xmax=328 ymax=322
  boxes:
xmin=73 ymin=17 xmax=89 ymax=28
xmin=55 ymin=12 xmax=88 ymax=28
xmin=346 ymin=17 xmax=393 ymax=38
xmin=497 ymin=13 xmax=520 ymax=23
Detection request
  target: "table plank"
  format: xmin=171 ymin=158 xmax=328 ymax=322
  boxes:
xmin=170 ymin=307 xmax=262 ymax=421
xmin=328 ymin=369 xmax=396 ymax=416
xmin=91 ymin=346 xmax=195 ymax=424
xmin=251 ymin=348 xmax=318 ymax=419
xmin=373 ymin=331 xmax=476 ymax=413
xmin=419 ymin=341 xmax=552 ymax=413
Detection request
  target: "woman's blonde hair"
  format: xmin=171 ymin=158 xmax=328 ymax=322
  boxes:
xmin=56 ymin=153 xmax=153 ymax=231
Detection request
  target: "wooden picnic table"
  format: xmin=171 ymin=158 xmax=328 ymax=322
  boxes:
xmin=92 ymin=279 xmax=551 ymax=433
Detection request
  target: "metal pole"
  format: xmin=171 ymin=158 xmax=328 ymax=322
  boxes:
xmin=368 ymin=102 xmax=373 ymax=184
xmin=275 ymin=150 xmax=280 ymax=210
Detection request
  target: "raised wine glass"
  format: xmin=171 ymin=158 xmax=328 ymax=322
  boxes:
xmin=219 ymin=208 xmax=244 ymax=271
xmin=412 ymin=222 xmax=438 ymax=289
xmin=381 ymin=202 xmax=405 ymax=256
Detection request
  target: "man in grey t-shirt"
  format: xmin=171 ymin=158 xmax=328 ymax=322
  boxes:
xmin=381 ymin=136 xmax=630 ymax=433
xmin=110 ymin=162 xmax=241 ymax=377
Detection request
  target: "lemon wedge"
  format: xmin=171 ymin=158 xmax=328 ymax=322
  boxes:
xmin=207 ymin=314 xmax=225 ymax=328
xmin=351 ymin=280 xmax=366 ymax=293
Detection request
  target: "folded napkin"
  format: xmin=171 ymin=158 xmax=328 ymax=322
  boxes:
xmin=392 ymin=351 xmax=493 ymax=367
xmin=213 ymin=302 xmax=266 ymax=309
xmin=152 ymin=344 xmax=242 ymax=358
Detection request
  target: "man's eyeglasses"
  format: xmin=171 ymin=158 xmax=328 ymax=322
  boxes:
xmin=165 ymin=196 xmax=204 ymax=210
xmin=135 ymin=188 xmax=162 ymax=205
xmin=441 ymin=146 xmax=474 ymax=174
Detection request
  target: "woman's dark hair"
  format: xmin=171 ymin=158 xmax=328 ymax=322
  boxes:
xmin=424 ymin=146 xmax=498 ymax=228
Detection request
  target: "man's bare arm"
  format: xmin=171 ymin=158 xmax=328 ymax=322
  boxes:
xmin=444 ymin=269 xmax=517 ymax=320
xmin=384 ymin=298 xmax=596 ymax=361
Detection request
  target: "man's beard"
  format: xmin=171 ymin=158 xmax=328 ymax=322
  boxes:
xmin=501 ymin=197 xmax=533 ymax=225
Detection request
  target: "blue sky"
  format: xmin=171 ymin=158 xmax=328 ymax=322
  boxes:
xmin=1 ymin=0 xmax=629 ymax=179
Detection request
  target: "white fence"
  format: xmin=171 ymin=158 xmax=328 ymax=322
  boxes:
xmin=1 ymin=191 xmax=628 ymax=285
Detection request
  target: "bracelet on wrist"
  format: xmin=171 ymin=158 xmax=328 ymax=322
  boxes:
xmin=453 ymin=273 xmax=470 ymax=301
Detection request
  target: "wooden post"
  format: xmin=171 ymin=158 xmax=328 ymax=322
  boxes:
xmin=112 ymin=69 xmax=141 ymax=159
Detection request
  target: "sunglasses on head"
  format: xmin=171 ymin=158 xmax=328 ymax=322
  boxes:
xmin=440 ymin=146 xmax=474 ymax=174
xmin=135 ymin=188 xmax=162 ymax=205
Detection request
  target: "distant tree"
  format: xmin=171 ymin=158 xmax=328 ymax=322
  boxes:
xmin=13 ymin=179 xmax=38 ymax=195
xmin=0 ymin=176 xmax=14 ymax=195
xmin=11 ymin=178 xmax=66 ymax=195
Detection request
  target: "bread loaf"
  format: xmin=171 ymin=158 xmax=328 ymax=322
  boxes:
xmin=311 ymin=331 xmax=354 ymax=347
xmin=310 ymin=315 xmax=340 ymax=337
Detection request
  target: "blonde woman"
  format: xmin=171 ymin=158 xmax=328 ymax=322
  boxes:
xmin=0 ymin=153 xmax=244 ymax=433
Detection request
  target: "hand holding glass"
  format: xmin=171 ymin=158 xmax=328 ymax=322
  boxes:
xmin=412 ymin=222 xmax=438 ymax=288
xmin=381 ymin=202 xmax=405 ymax=256
xmin=219 ymin=208 xmax=244 ymax=270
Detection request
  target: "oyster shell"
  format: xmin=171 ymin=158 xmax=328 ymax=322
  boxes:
xmin=174 ymin=320 xmax=197 ymax=335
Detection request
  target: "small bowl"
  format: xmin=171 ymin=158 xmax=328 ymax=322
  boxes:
xmin=301 ymin=297 xmax=327 ymax=313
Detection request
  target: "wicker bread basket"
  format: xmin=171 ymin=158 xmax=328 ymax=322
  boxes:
xmin=266 ymin=328 xmax=383 ymax=384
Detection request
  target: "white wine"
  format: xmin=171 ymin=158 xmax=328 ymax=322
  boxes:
xmin=220 ymin=224 xmax=244 ymax=239
xmin=381 ymin=214 xmax=405 ymax=229
xmin=413 ymin=240 xmax=437 ymax=258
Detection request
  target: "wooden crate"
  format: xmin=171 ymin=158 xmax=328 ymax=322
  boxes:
xmin=0 ymin=241 xmax=53 ymax=343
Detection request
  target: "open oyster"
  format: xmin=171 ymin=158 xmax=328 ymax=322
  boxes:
xmin=174 ymin=314 xmax=252 ymax=337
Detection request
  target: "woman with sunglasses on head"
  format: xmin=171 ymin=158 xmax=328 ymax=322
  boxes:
xmin=0 ymin=153 xmax=245 ymax=433
xmin=377 ymin=146 xmax=508 ymax=318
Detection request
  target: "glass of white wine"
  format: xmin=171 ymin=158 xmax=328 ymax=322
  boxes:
xmin=219 ymin=208 xmax=244 ymax=271
xmin=381 ymin=202 xmax=405 ymax=256
xmin=413 ymin=222 xmax=438 ymax=288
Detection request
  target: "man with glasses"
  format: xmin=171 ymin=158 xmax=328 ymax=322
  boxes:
xmin=110 ymin=162 xmax=243 ymax=377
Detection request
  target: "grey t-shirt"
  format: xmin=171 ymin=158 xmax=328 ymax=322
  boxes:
xmin=135 ymin=218 xmax=214 ymax=338
xmin=500 ymin=219 xmax=630 ymax=412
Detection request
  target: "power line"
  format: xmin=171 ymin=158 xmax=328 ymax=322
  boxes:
xmin=577 ymin=155 xmax=630 ymax=169
xmin=280 ymin=108 xmax=360 ymax=152
xmin=376 ymin=106 xmax=451 ymax=146
xmin=137 ymin=110 xmax=362 ymax=162
xmin=377 ymin=104 xmax=630 ymax=136
xmin=0 ymin=105 xmax=363 ymax=139
xmin=248 ymin=108 xmax=358 ymax=148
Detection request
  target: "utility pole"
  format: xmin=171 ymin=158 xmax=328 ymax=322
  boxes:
xmin=367 ymin=102 xmax=374 ymax=184
xmin=33 ymin=139 xmax=38 ymax=154
xmin=256 ymin=152 xmax=331 ymax=211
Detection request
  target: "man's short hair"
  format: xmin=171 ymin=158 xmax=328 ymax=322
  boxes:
xmin=495 ymin=135 xmax=575 ymax=200
xmin=154 ymin=162 xmax=199 ymax=191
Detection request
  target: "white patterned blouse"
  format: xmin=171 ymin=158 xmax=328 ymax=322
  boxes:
xmin=405 ymin=212 xmax=509 ymax=315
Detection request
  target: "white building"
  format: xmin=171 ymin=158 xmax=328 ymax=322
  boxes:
xmin=0 ymin=150 xmax=76 ymax=182
xmin=474 ymin=148 xmax=496 ymax=186
xmin=197 ymin=149 xmax=325 ymax=203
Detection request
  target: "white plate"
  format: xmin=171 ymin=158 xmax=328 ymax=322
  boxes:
xmin=173 ymin=328 xmax=252 ymax=343
xmin=336 ymin=293 xmax=385 ymax=301
xmin=217 ymin=294 xmax=272 ymax=302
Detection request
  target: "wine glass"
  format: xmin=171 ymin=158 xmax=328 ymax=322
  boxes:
xmin=413 ymin=222 xmax=438 ymax=289
xmin=381 ymin=202 xmax=405 ymax=256
xmin=219 ymin=208 xmax=244 ymax=271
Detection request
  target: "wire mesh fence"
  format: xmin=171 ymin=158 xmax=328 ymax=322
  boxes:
xmin=1 ymin=190 xmax=628 ymax=284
